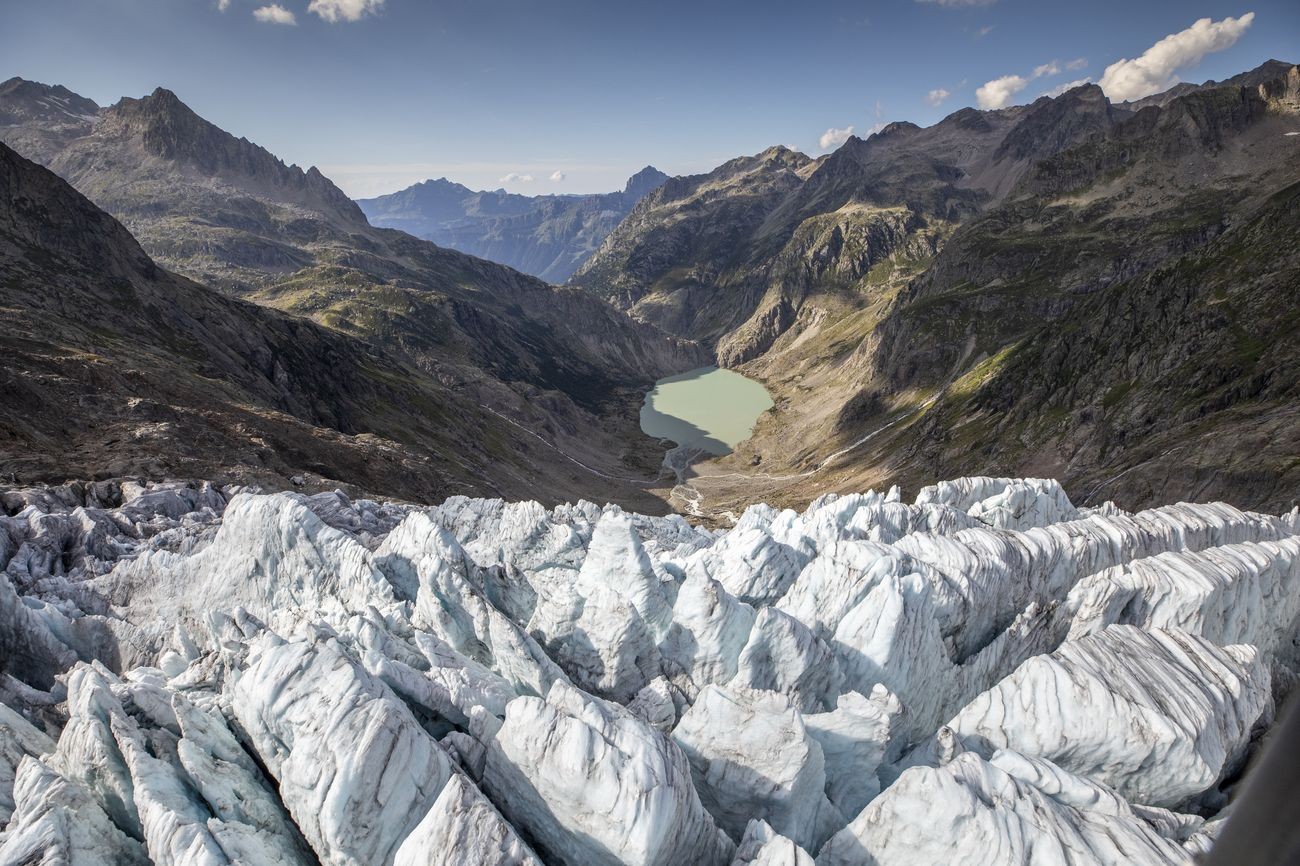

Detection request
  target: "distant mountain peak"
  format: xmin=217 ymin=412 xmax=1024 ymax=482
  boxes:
xmin=106 ymin=88 xmax=223 ymax=154
xmin=147 ymin=85 xmax=184 ymax=105
xmin=623 ymin=165 xmax=669 ymax=200
xmin=993 ymin=81 xmax=1117 ymax=164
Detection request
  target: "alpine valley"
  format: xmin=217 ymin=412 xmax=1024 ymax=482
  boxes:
xmin=0 ymin=24 xmax=1298 ymax=866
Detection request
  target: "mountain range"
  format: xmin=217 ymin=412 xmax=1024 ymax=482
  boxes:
xmin=570 ymin=60 xmax=1300 ymax=514
xmin=0 ymin=62 xmax=1297 ymax=518
xmin=0 ymin=77 xmax=703 ymax=508
xmin=357 ymin=166 xmax=669 ymax=283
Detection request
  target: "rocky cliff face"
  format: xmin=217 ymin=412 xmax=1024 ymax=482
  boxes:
xmin=0 ymin=476 xmax=1295 ymax=863
xmin=358 ymin=166 xmax=669 ymax=283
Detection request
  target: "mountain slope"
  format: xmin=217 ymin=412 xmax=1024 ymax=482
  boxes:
xmin=570 ymin=61 xmax=1299 ymax=515
xmin=0 ymin=82 xmax=699 ymax=389
xmin=358 ymin=166 xmax=670 ymax=282
xmin=883 ymin=175 xmax=1300 ymax=510
xmin=0 ymin=80 xmax=704 ymax=493
xmin=568 ymin=91 xmax=1107 ymax=365
xmin=0 ymin=141 xmax=672 ymax=507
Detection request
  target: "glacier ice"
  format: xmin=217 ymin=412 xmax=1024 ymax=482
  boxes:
xmin=943 ymin=626 xmax=1271 ymax=808
xmin=817 ymin=749 xmax=1194 ymax=866
xmin=0 ymin=477 xmax=1297 ymax=864
xmin=673 ymin=684 xmax=842 ymax=850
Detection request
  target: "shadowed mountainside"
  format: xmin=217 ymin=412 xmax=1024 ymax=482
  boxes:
xmin=0 ymin=141 xmax=678 ymax=509
xmin=0 ymin=79 xmax=707 ymax=504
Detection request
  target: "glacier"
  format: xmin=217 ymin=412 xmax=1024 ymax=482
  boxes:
xmin=0 ymin=476 xmax=1297 ymax=865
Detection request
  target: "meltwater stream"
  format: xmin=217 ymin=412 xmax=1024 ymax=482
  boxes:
xmin=640 ymin=366 xmax=773 ymax=456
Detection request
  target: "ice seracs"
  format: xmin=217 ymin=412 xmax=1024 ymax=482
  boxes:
xmin=673 ymin=685 xmax=841 ymax=851
xmin=0 ymin=477 xmax=1296 ymax=865
xmin=476 ymin=680 xmax=735 ymax=866
xmin=731 ymin=819 xmax=815 ymax=865
xmin=227 ymin=626 xmax=453 ymax=866
xmin=944 ymin=625 xmax=1271 ymax=808
xmin=817 ymin=749 xmax=1194 ymax=866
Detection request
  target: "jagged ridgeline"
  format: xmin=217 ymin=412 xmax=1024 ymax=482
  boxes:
xmin=570 ymin=61 xmax=1300 ymax=514
xmin=1 ymin=477 xmax=1297 ymax=863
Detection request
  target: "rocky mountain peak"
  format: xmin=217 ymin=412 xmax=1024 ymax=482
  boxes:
xmin=939 ymin=106 xmax=995 ymax=132
xmin=750 ymin=145 xmax=813 ymax=171
xmin=622 ymin=164 xmax=669 ymax=200
xmin=106 ymin=87 xmax=239 ymax=161
xmin=871 ymin=121 xmax=922 ymax=140
xmin=993 ymin=82 xmax=1116 ymax=164
xmin=424 ymin=176 xmax=472 ymax=191
xmin=101 ymin=86 xmax=367 ymax=226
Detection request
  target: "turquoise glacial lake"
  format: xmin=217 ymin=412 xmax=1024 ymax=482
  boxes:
xmin=640 ymin=366 xmax=774 ymax=456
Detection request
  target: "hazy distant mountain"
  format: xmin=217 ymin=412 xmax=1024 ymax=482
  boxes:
xmin=358 ymin=166 xmax=670 ymax=282
xmin=571 ymin=61 xmax=1300 ymax=513
xmin=0 ymin=79 xmax=703 ymax=506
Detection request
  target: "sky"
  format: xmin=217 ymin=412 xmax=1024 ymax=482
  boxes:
xmin=3 ymin=0 xmax=1297 ymax=197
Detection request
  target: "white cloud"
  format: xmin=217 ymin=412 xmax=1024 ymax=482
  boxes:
xmin=978 ymin=57 xmax=1079 ymax=109
xmin=874 ymin=99 xmax=883 ymax=119
xmin=1042 ymin=77 xmax=1093 ymax=98
xmin=976 ymin=25 xmax=994 ymax=38
xmin=976 ymin=74 xmax=1029 ymax=109
xmin=498 ymin=172 xmax=535 ymax=184
xmin=926 ymin=88 xmax=951 ymax=106
xmin=253 ymin=4 xmax=296 ymax=24
xmin=308 ymin=0 xmax=385 ymax=23
xmin=549 ymin=170 xmax=566 ymax=182
xmin=217 ymin=0 xmax=230 ymax=11
xmin=1099 ymin=13 xmax=1255 ymax=101
xmin=819 ymin=126 xmax=854 ymax=149
xmin=1066 ymin=57 xmax=1088 ymax=71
